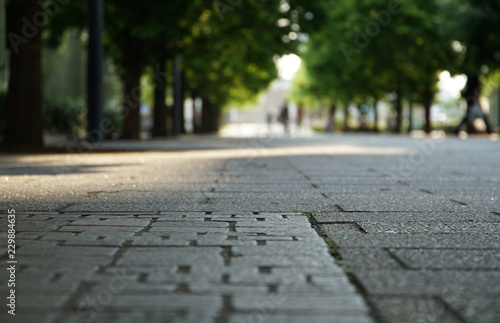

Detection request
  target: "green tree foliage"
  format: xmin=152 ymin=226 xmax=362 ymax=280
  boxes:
xmin=42 ymin=0 xmax=324 ymax=137
xmin=183 ymin=0 xmax=325 ymax=132
xmin=297 ymin=0 xmax=456 ymax=133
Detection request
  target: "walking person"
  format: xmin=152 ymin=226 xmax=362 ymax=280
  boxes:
xmin=279 ymin=103 xmax=289 ymax=135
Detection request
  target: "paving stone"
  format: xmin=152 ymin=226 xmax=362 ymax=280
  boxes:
xmin=229 ymin=314 xmax=375 ymax=323
xmin=321 ymin=223 xmax=364 ymax=235
xmin=358 ymin=220 xmax=500 ymax=234
xmin=149 ymin=226 xmax=230 ymax=234
xmin=370 ymin=297 xmax=461 ymax=323
xmin=355 ymin=270 xmax=500 ymax=296
xmin=70 ymin=218 xmax=152 ymax=226
xmin=232 ymin=294 xmax=370 ymax=315
xmin=446 ymin=296 xmax=500 ymax=323
xmin=64 ymin=311 xmax=215 ymax=323
xmin=389 ymin=249 xmax=500 ymax=270
xmin=11 ymin=220 xmax=69 ymax=232
xmin=81 ymin=294 xmax=222 ymax=311
xmin=0 ymin=314 xmax=57 ymax=323
xmin=116 ymin=247 xmax=225 ymax=267
xmin=58 ymin=225 xmax=145 ymax=233
xmin=338 ymin=248 xmax=403 ymax=271
xmin=16 ymin=245 xmax=118 ymax=257
xmin=325 ymin=233 xmax=500 ymax=249
xmin=332 ymin=194 xmax=467 ymax=212
xmin=314 ymin=211 xmax=500 ymax=223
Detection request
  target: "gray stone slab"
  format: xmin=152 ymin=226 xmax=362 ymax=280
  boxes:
xmin=117 ymin=247 xmax=224 ymax=266
xmin=70 ymin=218 xmax=152 ymax=226
xmin=390 ymin=249 xmax=500 ymax=270
xmin=332 ymin=194 xmax=467 ymax=212
xmin=58 ymin=225 xmax=144 ymax=233
xmin=325 ymin=233 xmax=500 ymax=249
xmin=214 ymin=183 xmax=313 ymax=193
xmin=229 ymin=314 xmax=375 ymax=323
xmin=355 ymin=270 xmax=500 ymax=296
xmin=64 ymin=310 xmax=214 ymax=323
xmin=314 ymin=211 xmax=500 ymax=223
xmin=232 ymin=294 xmax=370 ymax=315
xmin=79 ymin=294 xmax=222 ymax=312
xmin=446 ymin=296 xmax=500 ymax=323
xmin=370 ymin=297 xmax=461 ymax=323
xmin=338 ymin=248 xmax=403 ymax=271
xmin=358 ymin=221 xmax=500 ymax=234
xmin=0 ymin=314 xmax=58 ymax=323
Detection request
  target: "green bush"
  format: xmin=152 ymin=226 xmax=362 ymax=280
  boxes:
xmin=43 ymin=98 xmax=122 ymax=137
xmin=102 ymin=103 xmax=122 ymax=137
xmin=1 ymin=94 xmax=122 ymax=137
xmin=42 ymin=98 xmax=86 ymax=135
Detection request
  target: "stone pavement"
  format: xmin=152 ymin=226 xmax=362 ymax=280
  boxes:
xmin=0 ymin=133 xmax=499 ymax=322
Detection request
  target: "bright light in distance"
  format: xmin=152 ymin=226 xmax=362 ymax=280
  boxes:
xmin=277 ymin=54 xmax=301 ymax=80
xmin=438 ymin=70 xmax=467 ymax=100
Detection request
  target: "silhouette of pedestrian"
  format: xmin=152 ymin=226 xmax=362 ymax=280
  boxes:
xmin=455 ymin=74 xmax=493 ymax=134
xmin=279 ymin=103 xmax=289 ymax=135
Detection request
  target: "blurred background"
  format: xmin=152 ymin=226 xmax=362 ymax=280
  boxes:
xmin=1 ymin=0 xmax=499 ymax=150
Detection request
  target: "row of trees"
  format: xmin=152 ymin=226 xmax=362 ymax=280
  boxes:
xmin=4 ymin=0 xmax=325 ymax=149
xmin=292 ymin=0 xmax=500 ymax=133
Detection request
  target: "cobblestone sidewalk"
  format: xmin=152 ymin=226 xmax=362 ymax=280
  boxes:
xmin=1 ymin=134 xmax=499 ymax=322
xmin=0 ymin=211 xmax=373 ymax=323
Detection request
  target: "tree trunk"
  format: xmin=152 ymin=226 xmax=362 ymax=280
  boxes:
xmin=120 ymin=38 xmax=143 ymax=140
xmin=201 ymin=98 xmax=219 ymax=133
xmin=180 ymin=70 xmax=186 ymax=134
xmin=408 ymin=93 xmax=413 ymax=132
xmin=358 ymin=103 xmax=367 ymax=130
xmin=423 ymin=86 xmax=433 ymax=134
xmin=5 ymin=0 xmax=43 ymax=150
xmin=373 ymin=98 xmax=379 ymax=132
xmin=120 ymin=66 xmax=142 ymax=139
xmin=326 ymin=103 xmax=336 ymax=132
xmin=395 ymin=87 xmax=403 ymax=133
xmin=152 ymin=57 xmax=168 ymax=137
xmin=343 ymin=105 xmax=348 ymax=131
xmin=192 ymin=91 xmax=202 ymax=134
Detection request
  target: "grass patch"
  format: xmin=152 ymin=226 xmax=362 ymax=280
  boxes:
xmin=335 ymin=260 xmax=355 ymax=275
xmin=323 ymin=237 xmax=336 ymax=250
xmin=301 ymin=212 xmax=314 ymax=217
xmin=323 ymin=237 xmax=354 ymax=275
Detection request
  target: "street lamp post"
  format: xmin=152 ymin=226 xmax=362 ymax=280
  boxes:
xmin=87 ymin=0 xmax=104 ymax=142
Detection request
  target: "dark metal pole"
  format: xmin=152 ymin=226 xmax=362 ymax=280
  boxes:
xmin=0 ymin=0 xmax=6 ymax=89
xmin=173 ymin=53 xmax=182 ymax=136
xmin=87 ymin=0 xmax=104 ymax=142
